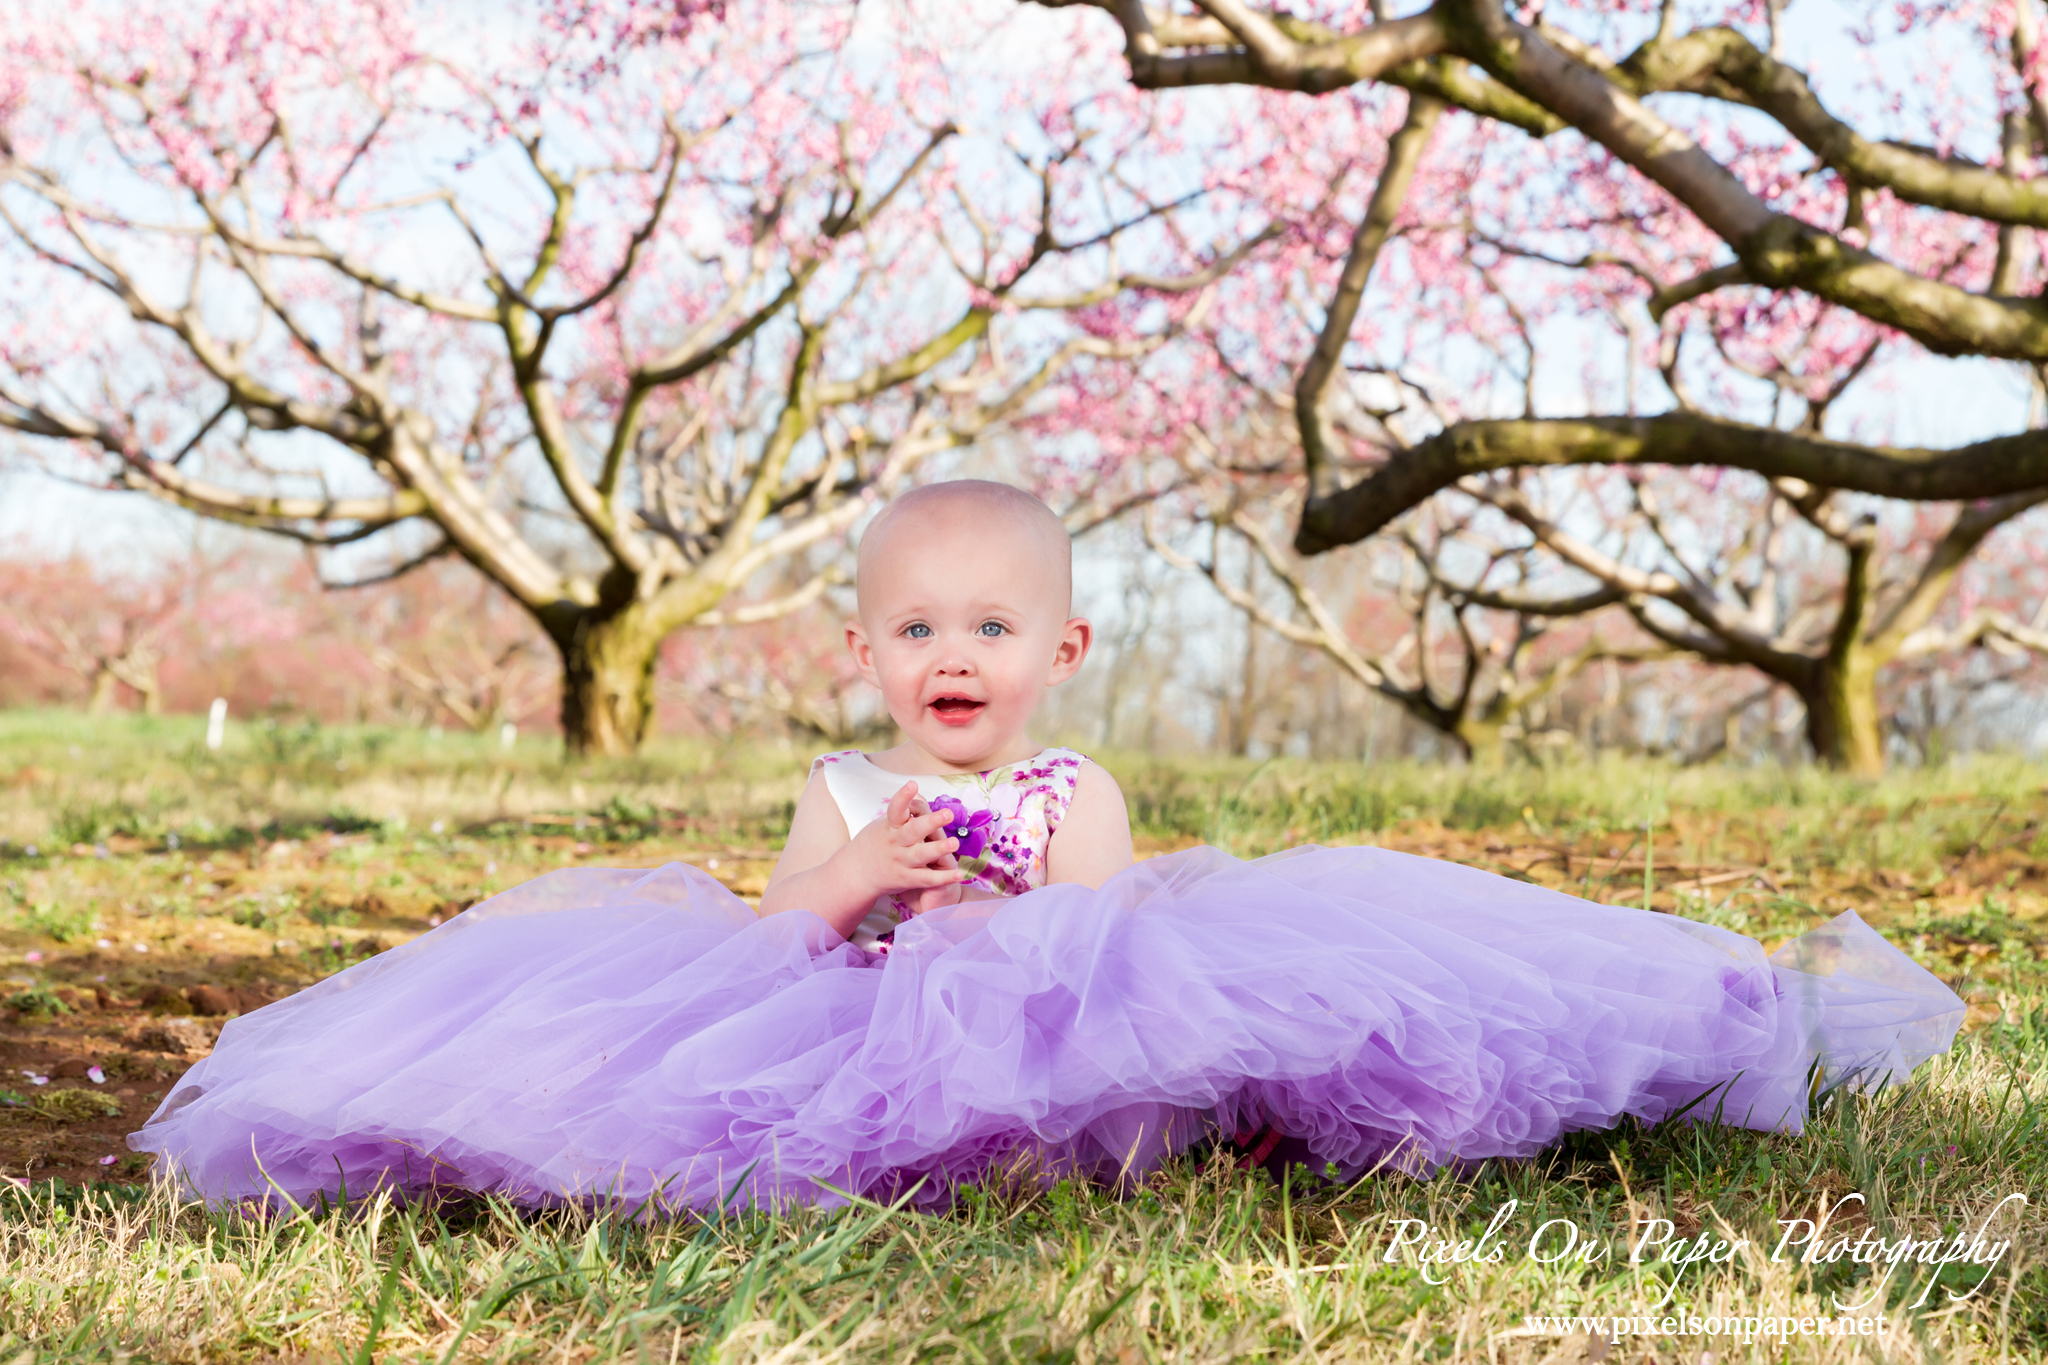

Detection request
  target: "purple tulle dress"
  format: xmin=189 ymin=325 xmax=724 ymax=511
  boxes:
xmin=130 ymin=748 xmax=1966 ymax=1213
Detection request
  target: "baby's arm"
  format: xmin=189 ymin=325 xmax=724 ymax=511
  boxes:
xmin=759 ymin=775 xmax=963 ymax=939
xmin=1044 ymin=762 xmax=1134 ymax=889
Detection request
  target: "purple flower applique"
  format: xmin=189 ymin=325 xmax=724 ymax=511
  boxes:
xmin=929 ymin=795 xmax=996 ymax=861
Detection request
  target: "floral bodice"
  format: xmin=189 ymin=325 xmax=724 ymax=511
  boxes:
xmin=811 ymin=746 xmax=1087 ymax=948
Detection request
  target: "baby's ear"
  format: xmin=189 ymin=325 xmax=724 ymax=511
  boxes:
xmin=1047 ymin=615 xmax=1093 ymax=683
xmin=845 ymin=619 xmax=879 ymax=684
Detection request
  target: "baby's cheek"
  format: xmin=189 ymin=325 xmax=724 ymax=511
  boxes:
xmin=989 ymin=678 xmax=1035 ymax=711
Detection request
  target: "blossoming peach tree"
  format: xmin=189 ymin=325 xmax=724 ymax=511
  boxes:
xmin=0 ymin=0 xmax=1256 ymax=754
xmin=1025 ymin=0 xmax=2048 ymax=769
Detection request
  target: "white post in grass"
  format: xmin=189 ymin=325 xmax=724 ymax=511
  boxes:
xmin=206 ymin=698 xmax=227 ymax=751
xmin=499 ymin=721 xmax=517 ymax=751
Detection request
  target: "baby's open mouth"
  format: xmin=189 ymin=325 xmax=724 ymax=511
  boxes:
xmin=928 ymin=696 xmax=986 ymax=725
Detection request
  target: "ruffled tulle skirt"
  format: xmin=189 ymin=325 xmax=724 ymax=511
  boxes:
xmin=129 ymin=846 xmax=1965 ymax=1211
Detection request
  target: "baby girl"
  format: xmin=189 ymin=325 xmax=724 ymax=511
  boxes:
xmin=132 ymin=480 xmax=1964 ymax=1214
xmin=760 ymin=479 xmax=1132 ymax=942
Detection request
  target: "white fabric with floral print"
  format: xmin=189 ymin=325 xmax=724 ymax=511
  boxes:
xmin=811 ymin=747 xmax=1087 ymax=948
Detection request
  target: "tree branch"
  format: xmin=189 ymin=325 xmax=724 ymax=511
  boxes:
xmin=320 ymin=534 xmax=456 ymax=589
xmin=1617 ymin=25 xmax=2048 ymax=231
xmin=693 ymin=564 xmax=845 ymax=627
xmin=1159 ymin=0 xmax=1452 ymax=94
xmin=1297 ymin=412 xmax=2048 ymax=552
xmin=1467 ymin=478 xmax=1802 ymax=672
xmin=1866 ymin=489 xmax=2048 ymax=653
xmin=1297 ymin=91 xmax=1443 ymax=502
xmin=1052 ymin=0 xmax=2048 ymax=359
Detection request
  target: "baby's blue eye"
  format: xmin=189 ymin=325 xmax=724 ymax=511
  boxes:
xmin=905 ymin=623 xmax=932 ymax=639
xmin=978 ymin=622 xmax=1006 ymax=637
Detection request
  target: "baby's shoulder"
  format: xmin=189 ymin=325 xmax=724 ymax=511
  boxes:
xmin=1017 ymin=745 xmax=1091 ymax=774
xmin=1002 ymin=747 xmax=1088 ymax=795
xmin=1011 ymin=748 xmax=1123 ymax=829
xmin=1067 ymin=758 xmax=1124 ymax=807
xmin=1042 ymin=757 xmax=1132 ymax=885
xmin=808 ymin=749 xmax=909 ymax=820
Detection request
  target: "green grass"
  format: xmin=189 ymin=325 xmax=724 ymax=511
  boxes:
xmin=1 ymin=710 xmax=2046 ymax=1359
xmin=14 ymin=706 xmax=2048 ymax=873
xmin=3 ymin=1051 xmax=2042 ymax=1362
xmin=0 ymin=708 xmax=807 ymax=854
xmin=1113 ymin=747 xmax=2048 ymax=865
xmin=17 ymin=902 xmax=91 ymax=944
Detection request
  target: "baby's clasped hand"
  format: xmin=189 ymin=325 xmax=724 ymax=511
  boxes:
xmin=756 ymin=774 xmax=973 ymax=936
xmin=848 ymin=782 xmax=965 ymax=914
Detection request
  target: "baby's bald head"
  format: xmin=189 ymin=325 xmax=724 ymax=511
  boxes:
xmin=856 ymin=480 xmax=1072 ymax=614
xmin=847 ymin=480 xmax=1092 ymax=764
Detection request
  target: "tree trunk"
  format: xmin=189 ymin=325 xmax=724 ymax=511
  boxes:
xmin=549 ymin=594 xmax=667 ymax=758
xmin=86 ymin=666 xmax=117 ymax=714
xmin=1228 ymin=619 xmax=1259 ymax=756
xmin=131 ymin=663 xmax=162 ymax=716
xmin=1801 ymin=653 xmax=1886 ymax=776
xmin=1455 ymin=716 xmax=1508 ymax=766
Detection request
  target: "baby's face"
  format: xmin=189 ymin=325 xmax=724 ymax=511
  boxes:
xmin=847 ymin=508 xmax=1086 ymax=770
